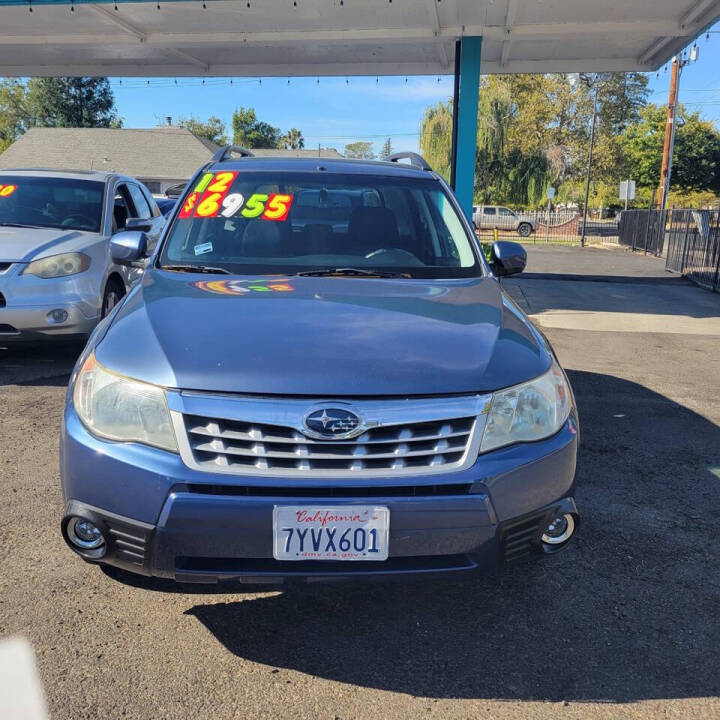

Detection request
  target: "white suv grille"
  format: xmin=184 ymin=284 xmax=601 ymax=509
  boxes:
xmin=185 ymin=415 xmax=476 ymax=474
xmin=170 ymin=393 xmax=491 ymax=478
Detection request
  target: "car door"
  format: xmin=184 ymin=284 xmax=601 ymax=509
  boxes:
xmin=497 ymin=207 xmax=517 ymax=230
xmin=127 ymin=182 xmax=165 ymax=253
xmin=111 ymin=182 xmax=149 ymax=288
xmin=481 ymin=206 xmax=497 ymax=230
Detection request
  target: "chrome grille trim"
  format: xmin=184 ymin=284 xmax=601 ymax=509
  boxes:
xmin=170 ymin=393 xmax=492 ymax=478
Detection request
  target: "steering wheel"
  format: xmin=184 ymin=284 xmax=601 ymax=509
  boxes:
xmin=365 ymin=247 xmax=422 ymax=265
xmin=62 ymin=214 xmax=96 ymax=229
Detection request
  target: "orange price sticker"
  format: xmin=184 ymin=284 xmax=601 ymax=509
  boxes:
xmin=193 ymin=171 xmax=238 ymax=218
xmin=206 ymin=171 xmax=238 ymax=194
xmin=262 ymin=193 xmax=294 ymax=221
xmin=0 ymin=184 xmax=18 ymax=197
xmin=195 ymin=192 xmax=224 ymax=218
xmin=178 ymin=191 xmax=200 ymax=218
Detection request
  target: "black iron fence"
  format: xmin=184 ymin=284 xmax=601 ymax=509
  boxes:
xmin=475 ymin=210 xmax=619 ymax=245
xmin=617 ymin=209 xmax=664 ymax=256
xmin=665 ymin=209 xmax=720 ymax=292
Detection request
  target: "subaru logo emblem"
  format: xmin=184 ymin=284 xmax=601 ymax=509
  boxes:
xmin=302 ymin=407 xmax=363 ymax=440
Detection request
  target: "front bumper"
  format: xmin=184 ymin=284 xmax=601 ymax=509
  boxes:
xmin=0 ymin=265 xmax=101 ymax=340
xmin=0 ymin=302 xmax=98 ymax=340
xmin=60 ymin=406 xmax=579 ymax=584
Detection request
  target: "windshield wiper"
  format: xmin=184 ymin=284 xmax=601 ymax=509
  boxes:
xmin=0 ymin=222 xmax=44 ymax=229
xmin=294 ymin=267 xmax=409 ymax=278
xmin=160 ymin=264 xmax=232 ymax=275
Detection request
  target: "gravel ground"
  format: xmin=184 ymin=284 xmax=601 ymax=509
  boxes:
xmin=1 ymin=247 xmax=719 ymax=719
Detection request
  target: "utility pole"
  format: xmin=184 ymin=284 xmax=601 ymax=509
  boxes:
xmin=655 ymin=45 xmax=698 ymax=255
xmin=580 ymin=82 xmax=599 ymax=249
xmin=657 ymin=58 xmax=680 ymax=212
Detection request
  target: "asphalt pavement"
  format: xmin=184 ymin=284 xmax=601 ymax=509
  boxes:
xmin=1 ymin=245 xmax=719 ymax=719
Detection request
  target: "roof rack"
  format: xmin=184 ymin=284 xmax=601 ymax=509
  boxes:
xmin=211 ymin=145 xmax=255 ymax=163
xmin=386 ymin=152 xmax=432 ymax=171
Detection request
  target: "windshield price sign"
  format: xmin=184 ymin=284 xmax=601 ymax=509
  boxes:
xmin=179 ymin=172 xmax=294 ymax=220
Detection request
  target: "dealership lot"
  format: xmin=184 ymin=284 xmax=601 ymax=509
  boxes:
xmin=1 ymin=246 xmax=720 ymax=719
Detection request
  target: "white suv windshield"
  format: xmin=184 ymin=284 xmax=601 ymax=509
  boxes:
xmin=160 ymin=172 xmax=481 ymax=278
xmin=0 ymin=175 xmax=104 ymax=232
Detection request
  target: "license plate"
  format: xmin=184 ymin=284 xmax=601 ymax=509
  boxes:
xmin=272 ymin=505 xmax=390 ymax=561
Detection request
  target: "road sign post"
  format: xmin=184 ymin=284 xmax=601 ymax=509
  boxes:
xmin=545 ymin=187 xmax=555 ymax=244
xmin=620 ymin=180 xmax=636 ymax=210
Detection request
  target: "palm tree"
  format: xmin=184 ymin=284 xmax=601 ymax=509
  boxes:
xmin=282 ymin=128 xmax=305 ymax=150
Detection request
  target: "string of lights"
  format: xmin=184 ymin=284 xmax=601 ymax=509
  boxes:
xmin=109 ymin=76 xmax=450 ymax=89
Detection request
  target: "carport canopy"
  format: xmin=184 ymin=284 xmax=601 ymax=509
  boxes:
xmin=1 ymin=0 xmax=719 ymax=217
xmin=0 ymin=0 xmax=717 ymax=76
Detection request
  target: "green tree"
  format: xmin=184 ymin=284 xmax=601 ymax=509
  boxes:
xmin=232 ymin=107 xmax=281 ymax=148
xmin=343 ymin=141 xmax=376 ymax=159
xmin=281 ymin=127 xmax=305 ymax=150
xmin=621 ymin=103 xmax=720 ymax=192
xmin=179 ymin=115 xmax=227 ymax=145
xmin=380 ymin=137 xmax=393 ymax=159
xmin=25 ymin=77 xmax=121 ymax=128
xmin=0 ymin=79 xmax=28 ymax=152
xmin=419 ymin=71 xmax=651 ymax=208
xmin=419 ymin=101 xmax=453 ymax=180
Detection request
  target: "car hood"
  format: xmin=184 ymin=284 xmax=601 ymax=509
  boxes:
xmin=0 ymin=226 xmax=92 ymax=262
xmin=95 ymin=270 xmax=550 ymax=396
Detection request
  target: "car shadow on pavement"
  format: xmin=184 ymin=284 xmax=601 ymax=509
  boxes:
xmin=0 ymin=341 xmax=83 ymax=386
xmin=180 ymin=369 xmax=720 ymax=703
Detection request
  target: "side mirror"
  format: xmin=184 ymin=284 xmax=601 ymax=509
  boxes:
xmin=491 ymin=240 xmax=527 ymax=277
xmin=124 ymin=217 xmax=152 ymax=232
xmin=111 ymin=231 xmax=148 ymax=266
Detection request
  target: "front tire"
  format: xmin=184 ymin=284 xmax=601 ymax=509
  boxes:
xmin=101 ymin=277 xmax=125 ymax=319
xmin=517 ymin=222 xmax=532 ymax=238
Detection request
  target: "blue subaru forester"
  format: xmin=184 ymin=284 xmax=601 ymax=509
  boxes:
xmin=60 ymin=149 xmax=579 ymax=584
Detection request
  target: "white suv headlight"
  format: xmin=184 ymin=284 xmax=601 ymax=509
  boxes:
xmin=480 ymin=359 xmax=571 ymax=453
xmin=24 ymin=252 xmax=90 ymax=278
xmin=73 ymin=353 xmax=177 ymax=453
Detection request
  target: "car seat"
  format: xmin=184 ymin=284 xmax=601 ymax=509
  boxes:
xmin=347 ymin=206 xmax=400 ymax=256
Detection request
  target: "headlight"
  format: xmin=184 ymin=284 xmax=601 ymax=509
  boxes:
xmin=73 ymin=353 xmax=177 ymax=453
xmin=480 ymin=359 xmax=571 ymax=453
xmin=24 ymin=252 xmax=90 ymax=278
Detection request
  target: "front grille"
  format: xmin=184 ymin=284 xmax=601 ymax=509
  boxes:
xmin=183 ymin=482 xmax=471 ymax=497
xmin=184 ymin=414 xmax=476 ymax=476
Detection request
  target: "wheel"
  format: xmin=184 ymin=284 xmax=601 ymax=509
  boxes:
xmin=517 ymin=222 xmax=532 ymax=238
xmin=101 ymin=277 xmax=125 ymax=318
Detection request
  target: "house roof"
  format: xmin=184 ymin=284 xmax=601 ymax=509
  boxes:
xmin=0 ymin=127 xmax=345 ymax=181
xmin=0 ymin=126 xmax=221 ymax=180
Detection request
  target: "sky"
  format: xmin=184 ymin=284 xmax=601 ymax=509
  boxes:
xmin=110 ymin=22 xmax=720 ymax=157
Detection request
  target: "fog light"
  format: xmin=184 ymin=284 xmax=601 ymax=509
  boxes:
xmin=46 ymin=308 xmax=68 ymax=324
xmin=541 ymin=513 xmax=575 ymax=546
xmin=67 ymin=517 xmax=104 ymax=549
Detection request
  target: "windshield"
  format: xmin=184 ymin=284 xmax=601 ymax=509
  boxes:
xmin=0 ymin=175 xmax=104 ymax=233
xmin=159 ymin=172 xmax=481 ymax=278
